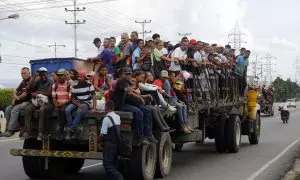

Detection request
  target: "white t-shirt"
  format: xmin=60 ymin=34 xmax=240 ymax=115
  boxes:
xmin=161 ymin=48 xmax=168 ymax=56
xmin=169 ymin=47 xmax=186 ymax=72
xmin=97 ymin=45 xmax=104 ymax=56
xmin=100 ymin=111 xmax=121 ymax=135
xmin=194 ymin=51 xmax=202 ymax=61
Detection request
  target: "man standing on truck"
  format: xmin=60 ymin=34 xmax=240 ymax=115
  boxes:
xmin=4 ymin=67 xmax=31 ymax=137
xmin=52 ymin=69 xmax=72 ymax=140
xmin=65 ymin=71 xmax=96 ymax=140
xmin=100 ymin=38 xmax=114 ymax=78
xmin=99 ymin=100 xmax=124 ymax=180
xmin=87 ymin=37 xmax=104 ymax=62
xmin=22 ymin=67 xmax=54 ymax=140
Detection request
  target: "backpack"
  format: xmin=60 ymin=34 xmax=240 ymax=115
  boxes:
xmin=106 ymin=116 xmax=132 ymax=158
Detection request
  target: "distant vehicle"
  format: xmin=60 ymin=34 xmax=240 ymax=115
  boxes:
xmin=286 ymin=98 xmax=296 ymax=108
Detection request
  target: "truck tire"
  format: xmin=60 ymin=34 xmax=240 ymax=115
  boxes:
xmin=249 ymin=113 xmax=261 ymax=145
xmin=214 ymin=117 xmax=227 ymax=153
xmin=22 ymin=139 xmax=67 ymax=179
xmin=174 ymin=143 xmax=183 ymax=152
xmin=65 ymin=158 xmax=85 ymax=174
xmin=130 ymin=143 xmax=157 ymax=180
xmin=226 ymin=115 xmax=241 ymax=153
xmin=155 ymin=132 xmax=172 ymax=178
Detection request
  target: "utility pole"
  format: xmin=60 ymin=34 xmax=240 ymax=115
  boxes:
xmin=228 ymin=21 xmax=247 ymax=51
xmin=250 ymin=54 xmax=260 ymax=78
xmin=260 ymin=52 xmax=276 ymax=84
xmin=178 ymin=32 xmax=192 ymax=39
xmin=48 ymin=43 xmax=65 ymax=58
xmin=65 ymin=0 xmax=86 ymax=58
xmin=135 ymin=20 xmax=151 ymax=40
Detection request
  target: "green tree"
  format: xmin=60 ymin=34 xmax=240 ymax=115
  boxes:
xmin=272 ymin=77 xmax=300 ymax=101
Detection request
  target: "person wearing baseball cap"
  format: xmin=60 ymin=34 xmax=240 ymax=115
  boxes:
xmin=65 ymin=71 xmax=96 ymax=140
xmin=52 ymin=68 xmax=71 ymax=140
xmin=87 ymin=37 xmax=104 ymax=62
xmin=22 ymin=66 xmax=54 ymax=140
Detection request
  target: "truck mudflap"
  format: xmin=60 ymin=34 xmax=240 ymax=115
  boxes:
xmin=10 ymin=149 xmax=103 ymax=160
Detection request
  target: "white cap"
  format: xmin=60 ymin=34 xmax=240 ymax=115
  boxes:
xmin=145 ymin=35 xmax=153 ymax=42
xmin=38 ymin=67 xmax=48 ymax=72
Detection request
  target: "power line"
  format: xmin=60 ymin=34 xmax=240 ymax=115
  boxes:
xmin=260 ymin=52 xmax=276 ymax=84
xmin=65 ymin=0 xmax=86 ymax=58
xmin=135 ymin=20 xmax=151 ymax=40
xmin=48 ymin=43 xmax=65 ymax=58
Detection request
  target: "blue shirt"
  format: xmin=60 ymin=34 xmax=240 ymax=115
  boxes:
xmin=100 ymin=48 xmax=114 ymax=74
xmin=132 ymin=47 xmax=141 ymax=70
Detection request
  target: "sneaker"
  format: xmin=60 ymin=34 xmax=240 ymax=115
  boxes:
xmin=21 ymin=132 xmax=33 ymax=139
xmin=37 ymin=132 xmax=43 ymax=141
xmin=65 ymin=130 xmax=72 ymax=140
xmin=141 ymin=138 xmax=151 ymax=145
xmin=147 ymin=136 xmax=158 ymax=143
xmin=4 ymin=131 xmax=15 ymax=137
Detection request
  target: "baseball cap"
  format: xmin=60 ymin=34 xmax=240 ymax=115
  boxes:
xmin=145 ymin=35 xmax=153 ymax=42
xmin=93 ymin=37 xmax=101 ymax=43
xmin=56 ymin=69 xmax=66 ymax=75
xmin=87 ymin=71 xmax=96 ymax=77
xmin=122 ymin=67 xmax=132 ymax=74
xmin=38 ymin=67 xmax=48 ymax=72
xmin=160 ymin=70 xmax=168 ymax=78
xmin=77 ymin=71 xmax=88 ymax=79
xmin=189 ymin=39 xmax=197 ymax=45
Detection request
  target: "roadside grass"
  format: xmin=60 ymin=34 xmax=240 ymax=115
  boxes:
xmin=294 ymin=173 xmax=300 ymax=180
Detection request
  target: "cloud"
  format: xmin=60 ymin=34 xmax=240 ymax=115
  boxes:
xmin=270 ymin=36 xmax=299 ymax=50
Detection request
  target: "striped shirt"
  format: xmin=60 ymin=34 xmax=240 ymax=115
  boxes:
xmin=72 ymin=83 xmax=95 ymax=107
xmin=52 ymin=81 xmax=71 ymax=106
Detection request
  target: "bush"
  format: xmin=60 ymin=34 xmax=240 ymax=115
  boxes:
xmin=0 ymin=88 xmax=13 ymax=111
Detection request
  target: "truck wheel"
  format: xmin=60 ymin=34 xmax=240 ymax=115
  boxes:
xmin=174 ymin=143 xmax=183 ymax=152
xmin=249 ymin=113 xmax=261 ymax=144
xmin=214 ymin=118 xmax=227 ymax=153
xmin=22 ymin=139 xmax=67 ymax=179
xmin=22 ymin=139 xmax=46 ymax=179
xmin=227 ymin=115 xmax=241 ymax=153
xmin=155 ymin=132 xmax=172 ymax=178
xmin=65 ymin=158 xmax=85 ymax=174
xmin=130 ymin=143 xmax=157 ymax=180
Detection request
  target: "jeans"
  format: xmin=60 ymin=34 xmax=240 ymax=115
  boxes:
xmin=173 ymin=100 xmax=189 ymax=126
xmin=120 ymin=104 xmax=144 ymax=137
xmin=5 ymin=102 xmax=29 ymax=131
xmin=24 ymin=103 xmax=53 ymax=134
xmin=137 ymin=104 xmax=153 ymax=137
xmin=65 ymin=103 xmax=90 ymax=129
xmin=56 ymin=104 xmax=69 ymax=135
xmin=147 ymin=105 xmax=169 ymax=130
xmin=103 ymin=143 xmax=124 ymax=180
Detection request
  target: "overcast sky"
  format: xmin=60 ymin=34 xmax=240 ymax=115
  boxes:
xmin=0 ymin=0 xmax=299 ymax=84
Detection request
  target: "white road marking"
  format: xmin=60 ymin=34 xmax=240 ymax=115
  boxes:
xmin=0 ymin=138 xmax=20 ymax=142
xmin=81 ymin=162 xmax=103 ymax=170
xmin=246 ymin=136 xmax=300 ymax=180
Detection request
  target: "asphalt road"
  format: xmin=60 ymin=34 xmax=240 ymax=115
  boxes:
xmin=1 ymin=105 xmax=300 ymax=180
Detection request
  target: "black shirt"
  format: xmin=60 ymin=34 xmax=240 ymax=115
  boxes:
xmin=15 ymin=77 xmax=31 ymax=104
xmin=113 ymin=79 xmax=132 ymax=109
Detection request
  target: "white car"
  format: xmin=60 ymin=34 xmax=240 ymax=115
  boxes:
xmin=286 ymin=99 xmax=296 ymax=108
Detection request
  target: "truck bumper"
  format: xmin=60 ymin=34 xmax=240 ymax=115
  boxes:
xmin=10 ymin=149 xmax=103 ymax=160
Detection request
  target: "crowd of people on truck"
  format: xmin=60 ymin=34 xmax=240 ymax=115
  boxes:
xmin=0 ymin=31 xmax=255 ymax=180
xmin=0 ymin=31 xmax=253 ymax=140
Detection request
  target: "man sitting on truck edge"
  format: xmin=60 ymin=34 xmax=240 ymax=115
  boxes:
xmin=22 ymin=67 xmax=54 ymax=140
xmin=52 ymin=69 xmax=72 ymax=140
xmin=99 ymin=100 xmax=124 ymax=180
xmin=4 ymin=67 xmax=31 ymax=137
xmin=65 ymin=71 xmax=97 ymax=140
xmin=112 ymin=67 xmax=152 ymax=146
